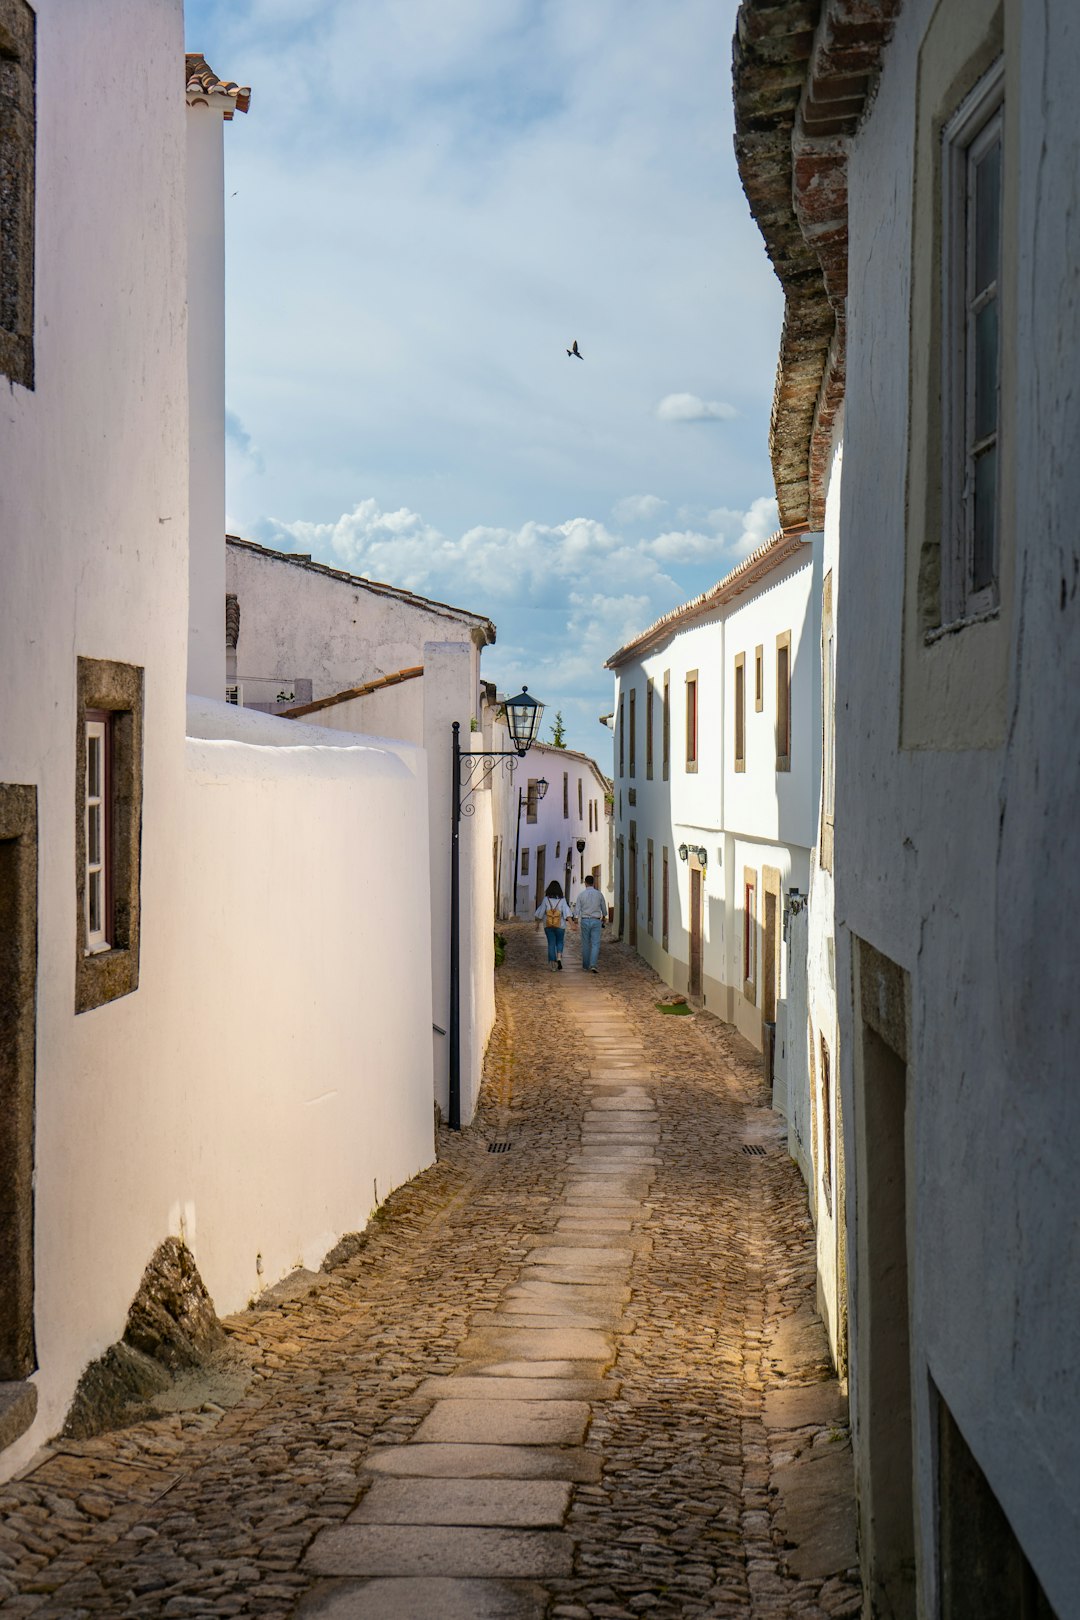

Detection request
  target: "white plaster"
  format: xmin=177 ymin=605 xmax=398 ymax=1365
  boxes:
xmin=836 ymin=1 xmax=1080 ymax=1608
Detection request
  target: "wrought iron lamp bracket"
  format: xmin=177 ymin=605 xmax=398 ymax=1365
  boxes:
xmin=457 ymin=750 xmax=523 ymax=817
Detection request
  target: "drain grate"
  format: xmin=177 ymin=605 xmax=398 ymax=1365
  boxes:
xmin=488 ymin=1141 xmax=512 ymax=1154
xmin=742 ymin=1143 xmax=768 ymax=1157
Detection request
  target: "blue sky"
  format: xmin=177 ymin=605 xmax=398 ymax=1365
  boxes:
xmin=186 ymin=0 xmax=783 ymax=754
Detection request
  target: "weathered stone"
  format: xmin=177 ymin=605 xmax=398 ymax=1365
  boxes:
xmin=305 ymin=1525 xmax=574 ymax=1578
xmin=295 ymin=1577 xmax=550 ymax=1619
xmin=124 ymin=1238 xmax=226 ymax=1371
xmin=413 ymin=1376 xmax=617 ymax=1403
xmin=412 ymin=1399 xmax=589 ymax=1447
xmin=762 ymin=1382 xmax=848 ymax=1430
xmin=773 ymin=1444 xmax=857 ymax=1579
xmin=349 ymin=1478 xmax=571 ymax=1528
xmin=362 ymin=1444 xmax=602 ymax=1482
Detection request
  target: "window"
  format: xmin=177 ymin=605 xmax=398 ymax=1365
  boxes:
xmin=618 ymin=696 xmax=625 ymax=777
xmin=754 ymin=645 xmax=764 ymax=711
xmin=526 ymin=778 xmax=538 ymax=823
xmin=646 ymin=839 xmax=654 ymax=938
xmin=0 ymin=1 xmax=35 ymax=390
xmin=661 ymin=846 xmax=669 ymax=951
xmin=562 ymin=771 xmax=569 ymax=819
xmin=577 ymin=777 xmax=583 ymax=820
xmin=821 ymin=571 xmax=836 ymax=870
xmin=685 ymin=671 xmax=698 ymax=772
xmin=83 ymin=716 xmax=110 ymax=953
xmin=776 ymin=630 xmax=791 ymax=771
xmin=743 ymin=871 xmax=757 ymax=998
xmin=521 ymin=847 xmax=530 ymax=876
xmin=734 ymin=653 xmax=746 ymax=773
xmin=942 ymin=58 xmax=1004 ymax=623
xmin=645 ymin=678 xmax=654 ymax=779
xmin=555 ymin=841 xmax=561 ymax=858
xmin=75 ymin=658 xmax=144 ymax=1013
xmin=629 ymin=687 xmax=636 ymax=778
xmin=662 ymin=671 xmax=670 ymax=780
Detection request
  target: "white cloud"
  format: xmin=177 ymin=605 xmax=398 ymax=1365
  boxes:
xmin=612 ymin=493 xmax=666 ymax=525
xmin=225 ymin=408 xmax=263 ymax=472
xmin=656 ymin=393 xmax=738 ymax=424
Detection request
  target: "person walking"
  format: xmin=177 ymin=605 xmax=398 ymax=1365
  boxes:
xmin=573 ymin=873 xmax=608 ymax=972
xmin=535 ymin=880 xmax=573 ymax=971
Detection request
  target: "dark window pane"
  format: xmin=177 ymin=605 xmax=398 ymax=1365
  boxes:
xmin=974 ymin=297 xmax=999 ymax=443
xmin=972 ymin=444 xmax=998 ymax=594
xmin=974 ymin=136 xmax=1001 ymax=295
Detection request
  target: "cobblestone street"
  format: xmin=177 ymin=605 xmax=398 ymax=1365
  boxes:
xmin=0 ymin=926 xmax=859 ymax=1620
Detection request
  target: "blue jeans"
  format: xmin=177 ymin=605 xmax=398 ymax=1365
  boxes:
xmin=580 ymin=917 xmax=601 ymax=969
xmin=545 ymin=926 xmax=565 ymax=962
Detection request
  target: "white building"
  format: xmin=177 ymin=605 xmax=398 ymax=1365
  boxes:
xmin=606 ymin=532 xmax=820 ymax=1050
xmin=225 ymin=537 xmax=498 ymax=1122
xmin=735 ymin=0 xmax=1080 ymax=1613
xmin=0 ymin=21 xmax=434 ymax=1479
xmin=496 ymin=737 xmax=613 ymax=920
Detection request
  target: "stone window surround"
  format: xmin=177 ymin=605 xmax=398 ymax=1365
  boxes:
xmin=902 ymin=0 xmax=1012 ymax=751
xmin=684 ymin=670 xmax=698 ymax=773
xmin=75 ymin=658 xmax=144 ymax=1014
xmin=0 ymin=0 xmax=35 ymax=391
xmin=0 ymin=783 xmax=39 ymax=1456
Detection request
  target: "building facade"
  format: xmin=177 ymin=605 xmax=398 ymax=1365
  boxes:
xmin=735 ymin=0 xmax=1080 ymax=1612
xmin=0 ymin=17 xmax=435 ymax=1479
xmin=499 ymin=739 xmax=613 ymax=921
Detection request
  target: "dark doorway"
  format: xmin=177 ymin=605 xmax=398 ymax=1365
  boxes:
xmin=628 ymin=822 xmax=638 ymax=949
xmin=0 ymin=786 xmax=38 ymax=1386
xmin=689 ymin=865 xmax=703 ymax=998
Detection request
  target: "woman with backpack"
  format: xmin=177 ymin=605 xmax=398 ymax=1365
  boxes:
xmin=534 ymin=880 xmax=574 ymax=971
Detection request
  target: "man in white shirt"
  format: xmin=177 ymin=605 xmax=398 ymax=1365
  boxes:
xmin=573 ymin=875 xmax=608 ymax=972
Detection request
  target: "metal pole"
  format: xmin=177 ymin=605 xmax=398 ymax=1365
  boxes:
xmin=449 ymin=721 xmax=461 ymax=1130
xmin=512 ymin=788 xmax=523 ymax=920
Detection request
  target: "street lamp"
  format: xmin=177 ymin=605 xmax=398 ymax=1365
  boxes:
xmin=513 ymin=775 xmax=547 ymax=921
xmin=450 ymin=687 xmax=544 ymax=1130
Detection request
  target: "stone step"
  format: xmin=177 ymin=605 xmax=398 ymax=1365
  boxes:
xmin=349 ymin=1477 xmax=572 ymax=1528
xmin=362 ymin=1443 xmax=602 ymax=1482
xmin=295 ymin=1576 xmax=550 ymax=1620
xmin=305 ymin=1524 xmax=574 ymax=1579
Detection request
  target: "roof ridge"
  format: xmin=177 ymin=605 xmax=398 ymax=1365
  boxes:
xmin=604 ymin=527 xmax=811 ymax=668
xmin=225 ymin=535 xmax=496 ymax=640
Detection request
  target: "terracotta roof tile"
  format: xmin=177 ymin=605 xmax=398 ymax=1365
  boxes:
xmin=185 ymin=53 xmax=251 ymax=118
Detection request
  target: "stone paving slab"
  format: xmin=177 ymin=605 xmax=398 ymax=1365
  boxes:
xmin=488 ymin=1312 xmax=616 ymax=1331
xmin=305 ymin=1524 xmax=574 ymax=1578
xmin=412 ymin=1376 xmax=617 ymax=1403
xmin=526 ymin=1245 xmax=635 ymax=1266
xmin=295 ymin=1576 xmax=550 ymax=1620
xmin=349 ymin=1478 xmax=571 ymax=1528
xmin=412 ymin=1399 xmax=590 ymax=1446
xmin=456 ymin=1326 xmax=613 ymax=1363
xmin=361 ymin=1444 xmax=603 ymax=1482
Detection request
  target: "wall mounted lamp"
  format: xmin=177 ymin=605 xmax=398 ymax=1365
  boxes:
xmin=576 ymin=838 xmax=586 ymax=854
xmin=678 ymin=843 xmax=689 ymax=862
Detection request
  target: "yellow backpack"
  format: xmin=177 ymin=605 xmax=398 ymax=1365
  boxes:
xmin=545 ymin=902 xmax=562 ymax=928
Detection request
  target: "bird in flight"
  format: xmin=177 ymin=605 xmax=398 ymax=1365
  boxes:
xmin=566 ymin=339 xmax=583 ymax=360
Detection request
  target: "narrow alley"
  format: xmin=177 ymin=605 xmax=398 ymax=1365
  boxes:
xmin=0 ymin=930 xmax=858 ymax=1620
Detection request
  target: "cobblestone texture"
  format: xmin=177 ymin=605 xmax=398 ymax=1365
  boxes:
xmin=0 ymin=927 xmax=859 ymax=1618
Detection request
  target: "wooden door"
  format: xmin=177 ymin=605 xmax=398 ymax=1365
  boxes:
xmin=534 ymin=845 xmax=546 ymax=911
xmin=689 ymin=866 xmax=703 ymax=998
xmin=617 ymin=838 xmax=624 ymax=938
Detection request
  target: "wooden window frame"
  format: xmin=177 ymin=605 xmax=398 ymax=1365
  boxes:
xmin=577 ymin=777 xmax=583 ymax=820
xmin=520 ymin=847 xmax=530 ymax=876
xmin=821 ymin=571 xmax=835 ymax=871
xmin=662 ymin=670 xmax=670 ymax=781
xmin=618 ymin=695 xmax=625 ymax=778
xmin=754 ymin=645 xmax=764 ymax=712
xmin=83 ymin=713 xmax=112 ymax=954
xmin=526 ymin=778 xmax=538 ymax=824
xmin=75 ymin=657 xmax=144 ymax=1013
xmin=645 ymin=678 xmax=654 ymax=779
xmin=734 ymin=653 xmax=746 ymax=773
xmin=776 ymin=630 xmax=792 ymax=773
xmin=941 ymin=57 xmax=1004 ymax=626
xmin=685 ymin=670 xmax=698 ymax=773
xmin=563 ymin=771 xmax=569 ymax=820
xmin=646 ymin=838 xmax=654 ymax=938
xmin=661 ymin=845 xmax=669 ymax=951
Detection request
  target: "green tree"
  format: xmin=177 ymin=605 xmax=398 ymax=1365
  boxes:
xmin=549 ymin=710 xmax=568 ymax=748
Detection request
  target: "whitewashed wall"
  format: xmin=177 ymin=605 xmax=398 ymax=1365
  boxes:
xmin=226 ymin=543 xmax=487 ymax=705
xmin=510 ymin=742 xmax=612 ymax=919
xmin=836 ymin=0 xmax=1080 ymax=1608
xmin=0 ymin=1 xmax=437 ymax=1481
